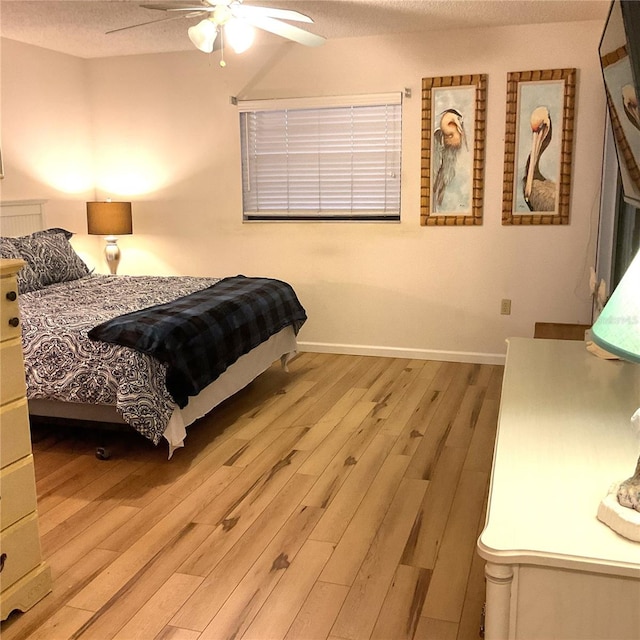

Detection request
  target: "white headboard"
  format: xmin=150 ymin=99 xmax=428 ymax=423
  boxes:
xmin=0 ymin=200 xmax=46 ymax=237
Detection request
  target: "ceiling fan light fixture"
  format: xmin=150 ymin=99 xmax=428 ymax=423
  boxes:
xmin=131 ymin=0 xmax=325 ymax=63
xmin=188 ymin=17 xmax=218 ymax=53
xmin=212 ymin=4 xmax=233 ymax=25
xmin=225 ymin=18 xmax=255 ymax=54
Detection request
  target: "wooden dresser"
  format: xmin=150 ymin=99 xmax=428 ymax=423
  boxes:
xmin=0 ymin=258 xmax=52 ymax=620
xmin=478 ymin=338 xmax=640 ymax=639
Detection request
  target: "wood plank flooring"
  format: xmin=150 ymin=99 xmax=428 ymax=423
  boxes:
xmin=1 ymin=352 xmax=503 ymax=640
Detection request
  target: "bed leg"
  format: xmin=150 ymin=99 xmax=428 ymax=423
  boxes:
xmin=280 ymin=351 xmax=296 ymax=372
xmin=95 ymin=446 xmax=112 ymax=460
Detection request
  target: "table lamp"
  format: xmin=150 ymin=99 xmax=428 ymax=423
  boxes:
xmin=591 ymin=247 xmax=640 ymax=540
xmin=86 ymin=201 xmax=133 ymax=274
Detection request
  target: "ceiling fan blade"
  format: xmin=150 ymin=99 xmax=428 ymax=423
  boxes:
xmin=243 ymin=15 xmax=325 ymax=47
xmin=232 ymin=5 xmax=313 ymax=24
xmin=141 ymin=2 xmax=214 ymax=12
xmin=106 ymin=12 xmax=205 ymax=34
xmin=105 ymin=11 xmax=206 ymax=35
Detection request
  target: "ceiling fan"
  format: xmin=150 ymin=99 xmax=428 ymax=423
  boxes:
xmin=109 ymin=0 xmax=325 ymax=63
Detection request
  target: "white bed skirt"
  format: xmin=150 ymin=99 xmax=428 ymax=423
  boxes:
xmin=165 ymin=326 xmax=297 ymax=455
xmin=29 ymin=326 xmax=298 ymax=457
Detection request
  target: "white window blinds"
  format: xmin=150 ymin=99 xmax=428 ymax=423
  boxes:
xmin=239 ymin=93 xmax=402 ymax=221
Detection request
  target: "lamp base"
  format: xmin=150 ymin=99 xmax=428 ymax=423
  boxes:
xmin=597 ymin=482 xmax=640 ymax=542
xmin=104 ymin=237 xmax=121 ymax=275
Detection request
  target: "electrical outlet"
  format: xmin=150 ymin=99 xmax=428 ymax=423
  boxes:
xmin=500 ymin=299 xmax=512 ymax=315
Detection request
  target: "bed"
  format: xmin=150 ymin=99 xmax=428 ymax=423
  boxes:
xmin=0 ymin=201 xmax=306 ymax=456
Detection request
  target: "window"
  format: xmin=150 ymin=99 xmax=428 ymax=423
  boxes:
xmin=239 ymin=93 xmax=402 ymax=221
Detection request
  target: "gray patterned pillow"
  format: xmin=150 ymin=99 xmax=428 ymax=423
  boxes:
xmin=0 ymin=237 xmax=21 ymax=259
xmin=0 ymin=237 xmax=43 ymax=293
xmin=33 ymin=227 xmax=73 ymax=240
xmin=12 ymin=232 xmax=90 ymax=288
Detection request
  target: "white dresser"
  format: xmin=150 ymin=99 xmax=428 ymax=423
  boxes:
xmin=478 ymin=337 xmax=640 ymax=640
xmin=0 ymin=258 xmax=52 ymax=620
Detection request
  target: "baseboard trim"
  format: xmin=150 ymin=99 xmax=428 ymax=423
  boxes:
xmin=297 ymin=341 xmax=506 ymax=365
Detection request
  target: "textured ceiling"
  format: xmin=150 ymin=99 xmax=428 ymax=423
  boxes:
xmin=0 ymin=0 xmax=611 ymax=59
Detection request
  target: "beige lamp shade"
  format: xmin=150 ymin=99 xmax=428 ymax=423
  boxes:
xmin=86 ymin=201 xmax=133 ymax=236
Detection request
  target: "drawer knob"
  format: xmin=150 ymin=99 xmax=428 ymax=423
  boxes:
xmin=0 ymin=553 xmax=6 ymax=573
xmin=6 ymin=291 xmax=17 ymax=302
xmin=8 ymin=317 xmax=20 ymax=328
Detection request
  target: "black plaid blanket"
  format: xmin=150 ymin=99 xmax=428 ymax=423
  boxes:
xmin=88 ymin=275 xmax=306 ymax=408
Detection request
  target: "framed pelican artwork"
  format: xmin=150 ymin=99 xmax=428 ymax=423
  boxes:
xmin=502 ymin=68 xmax=576 ymax=225
xmin=420 ymin=74 xmax=487 ymax=226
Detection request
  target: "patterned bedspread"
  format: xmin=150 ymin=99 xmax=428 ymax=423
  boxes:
xmin=20 ymin=274 xmax=221 ymax=444
xmin=88 ymin=276 xmax=307 ymax=409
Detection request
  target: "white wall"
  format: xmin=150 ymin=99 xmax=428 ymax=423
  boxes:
xmin=0 ymin=39 xmax=95 ymax=220
xmin=0 ymin=19 xmax=607 ymax=362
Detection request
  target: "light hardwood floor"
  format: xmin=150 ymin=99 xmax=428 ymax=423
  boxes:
xmin=1 ymin=352 xmax=503 ymax=640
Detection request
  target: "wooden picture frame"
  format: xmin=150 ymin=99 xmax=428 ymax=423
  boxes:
xmin=420 ymin=74 xmax=486 ymax=226
xmin=502 ymin=68 xmax=576 ymax=225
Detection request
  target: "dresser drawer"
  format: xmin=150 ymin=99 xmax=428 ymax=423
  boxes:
xmin=1 ymin=456 xmax=37 ymax=530
xmin=0 ymin=339 xmax=27 ymax=405
xmin=0 ymin=398 xmax=32 ymax=469
xmin=0 ymin=562 xmax=52 ymax=622
xmin=0 ymin=513 xmax=43 ymax=592
xmin=0 ymin=276 xmax=22 ymax=343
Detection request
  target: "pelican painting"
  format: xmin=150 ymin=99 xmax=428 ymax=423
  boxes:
xmin=503 ymin=69 xmax=574 ymax=225
xmin=432 ymin=108 xmax=468 ymax=210
xmin=523 ymin=106 xmax=556 ymax=212
xmin=421 ymin=74 xmax=486 ymax=226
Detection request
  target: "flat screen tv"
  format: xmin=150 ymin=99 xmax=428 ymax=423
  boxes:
xmin=600 ymin=0 xmax=640 ymax=208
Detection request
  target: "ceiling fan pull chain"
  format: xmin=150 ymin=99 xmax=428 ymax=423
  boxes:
xmin=219 ymin=29 xmax=226 ymax=67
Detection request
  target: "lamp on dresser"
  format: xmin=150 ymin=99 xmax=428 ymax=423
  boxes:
xmin=86 ymin=200 xmax=133 ymax=275
xmin=591 ymin=247 xmax=640 ymax=541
